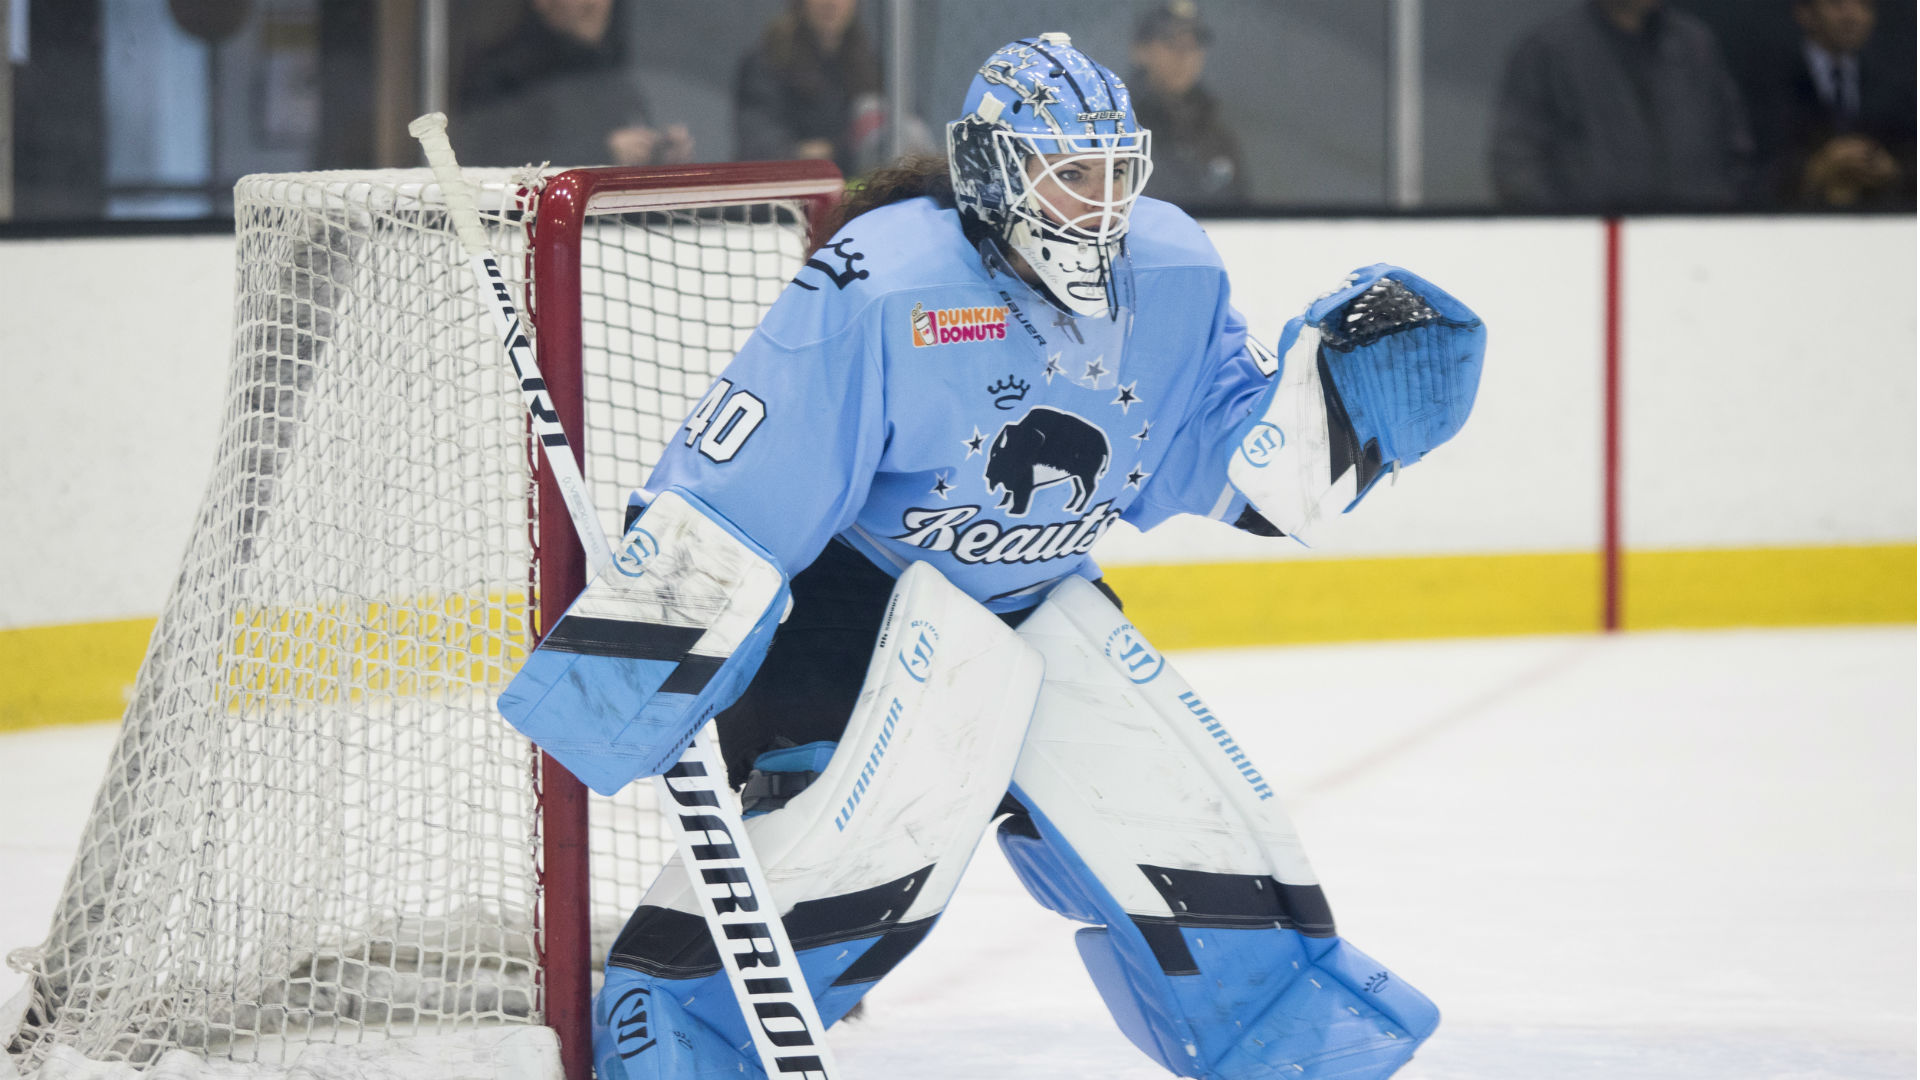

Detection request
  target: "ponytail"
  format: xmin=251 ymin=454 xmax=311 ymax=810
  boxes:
xmin=811 ymin=153 xmax=954 ymax=254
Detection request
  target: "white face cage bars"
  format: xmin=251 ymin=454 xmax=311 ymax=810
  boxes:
xmin=993 ymin=128 xmax=1154 ymax=246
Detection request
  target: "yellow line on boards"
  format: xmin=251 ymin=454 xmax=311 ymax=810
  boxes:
xmin=1 ymin=545 xmax=1911 ymax=732
xmin=1103 ymin=544 xmax=1914 ymax=650
xmin=1622 ymin=544 xmax=1916 ymax=630
xmin=1102 ymin=551 xmax=1606 ymax=651
xmin=0 ymin=618 xmax=156 ymax=733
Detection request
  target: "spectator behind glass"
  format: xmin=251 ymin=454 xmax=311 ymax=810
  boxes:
xmin=453 ymin=0 xmax=693 ymax=168
xmin=733 ymin=0 xmax=884 ymax=176
xmin=1128 ymin=1 xmax=1246 ymax=210
xmin=1748 ymin=0 xmax=1913 ymax=208
xmin=1490 ymin=0 xmax=1753 ymax=211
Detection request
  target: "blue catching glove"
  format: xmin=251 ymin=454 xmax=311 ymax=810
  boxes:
xmin=1301 ymin=263 xmax=1485 ymax=506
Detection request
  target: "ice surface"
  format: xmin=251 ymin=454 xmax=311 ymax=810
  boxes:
xmin=4 ymin=627 xmax=1912 ymax=1079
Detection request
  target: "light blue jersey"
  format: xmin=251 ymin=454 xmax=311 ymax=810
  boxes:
xmin=647 ymin=195 xmax=1272 ymax=612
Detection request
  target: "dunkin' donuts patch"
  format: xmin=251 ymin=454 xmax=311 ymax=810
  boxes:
xmin=911 ymin=302 xmax=1009 ymax=347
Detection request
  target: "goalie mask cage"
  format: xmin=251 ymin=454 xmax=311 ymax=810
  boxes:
xmin=3 ymin=162 xmax=843 ymax=1080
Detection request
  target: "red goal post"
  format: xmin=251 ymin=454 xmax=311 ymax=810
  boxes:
xmin=526 ymin=162 xmax=844 ymax=1080
xmin=1 ymin=160 xmax=843 ymax=1080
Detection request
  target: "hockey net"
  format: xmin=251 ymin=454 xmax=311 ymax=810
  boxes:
xmin=2 ymin=163 xmax=842 ymax=1078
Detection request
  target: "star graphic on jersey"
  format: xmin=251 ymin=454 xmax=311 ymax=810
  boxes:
xmin=1131 ymin=420 xmax=1153 ymax=443
xmin=1043 ymin=353 xmax=1064 ymax=384
xmin=1112 ymin=381 xmax=1140 ymax=413
xmin=1124 ymin=464 xmax=1151 ymax=489
xmin=1083 ymin=356 xmax=1107 ymax=382
xmin=931 ymin=473 xmax=954 ymax=499
xmin=964 ymin=427 xmax=986 ymax=458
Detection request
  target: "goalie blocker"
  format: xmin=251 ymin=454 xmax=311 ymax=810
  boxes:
xmin=498 ymin=487 xmax=791 ymax=793
xmin=595 ymin=564 xmax=1436 ymax=1080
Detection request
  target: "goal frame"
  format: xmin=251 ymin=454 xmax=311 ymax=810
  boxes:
xmin=524 ymin=161 xmax=844 ymax=1080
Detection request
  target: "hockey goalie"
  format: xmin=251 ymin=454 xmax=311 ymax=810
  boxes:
xmin=499 ymin=31 xmax=1485 ymax=1080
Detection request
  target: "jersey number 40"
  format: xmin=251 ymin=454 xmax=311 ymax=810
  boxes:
xmin=683 ymin=379 xmax=767 ymax=463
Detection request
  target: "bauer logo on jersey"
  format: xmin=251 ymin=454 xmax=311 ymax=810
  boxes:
xmin=613 ymin=528 xmax=661 ymax=577
xmin=911 ymin=301 xmax=1009 ymax=347
xmin=1238 ymin=422 xmax=1285 ymax=468
xmin=1104 ymin=624 xmax=1165 ymax=684
xmin=898 ymin=620 xmax=941 ymax=683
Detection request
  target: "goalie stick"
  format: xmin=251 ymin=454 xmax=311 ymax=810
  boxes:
xmin=408 ymin=113 xmax=841 ymax=1080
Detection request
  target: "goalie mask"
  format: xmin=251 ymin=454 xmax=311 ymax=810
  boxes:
xmin=948 ymin=33 xmax=1153 ymax=319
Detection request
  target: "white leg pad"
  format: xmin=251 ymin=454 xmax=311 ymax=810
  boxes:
xmin=1002 ymin=578 xmax=1438 ymax=1080
xmin=1011 ymin=576 xmax=1322 ymax=912
xmin=642 ymin=559 xmax=1045 ymax=923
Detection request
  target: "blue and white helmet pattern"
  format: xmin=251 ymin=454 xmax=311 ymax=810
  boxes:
xmin=948 ymin=33 xmax=1153 ymax=318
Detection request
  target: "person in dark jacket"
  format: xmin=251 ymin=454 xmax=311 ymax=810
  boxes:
xmin=454 ymin=0 xmax=693 ymax=168
xmin=1747 ymin=0 xmax=1913 ymax=208
xmin=731 ymin=0 xmax=884 ymax=176
xmin=1127 ymin=1 xmax=1246 ymax=210
xmin=1490 ymin=0 xmax=1754 ymax=211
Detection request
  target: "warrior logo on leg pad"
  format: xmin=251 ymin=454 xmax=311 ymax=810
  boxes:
xmin=609 ymin=985 xmax=658 ymax=1059
xmin=897 ymin=620 xmax=940 ymax=682
xmin=1103 ymin=624 xmax=1164 ymax=684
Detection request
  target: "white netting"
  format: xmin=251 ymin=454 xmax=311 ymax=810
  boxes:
xmin=4 ymin=168 xmax=814 ymax=1075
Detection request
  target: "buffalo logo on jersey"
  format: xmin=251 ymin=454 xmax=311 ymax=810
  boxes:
xmin=985 ymin=407 xmax=1109 ymax=516
xmin=911 ymin=302 xmax=1009 ymax=347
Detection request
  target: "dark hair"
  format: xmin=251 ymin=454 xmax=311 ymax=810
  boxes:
xmin=811 ymin=152 xmax=954 ymax=252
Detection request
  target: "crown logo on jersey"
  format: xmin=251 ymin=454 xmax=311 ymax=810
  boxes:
xmin=793 ymin=237 xmax=869 ymax=292
xmin=989 ymin=375 xmax=1030 ymax=409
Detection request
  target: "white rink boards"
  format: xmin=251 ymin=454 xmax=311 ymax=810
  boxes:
xmin=5 ymin=625 xmax=1912 ymax=1080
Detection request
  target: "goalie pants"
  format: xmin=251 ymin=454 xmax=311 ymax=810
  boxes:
xmin=596 ymin=543 xmax=1435 ymax=1079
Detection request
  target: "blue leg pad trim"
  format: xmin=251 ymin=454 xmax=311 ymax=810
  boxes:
xmin=1000 ymin=788 xmax=1439 ymax=1079
xmin=1076 ymin=926 xmax=1173 ymax=1068
xmin=597 ymin=920 xmax=930 ymax=1078
xmin=595 ymin=964 xmax=751 ymax=1080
